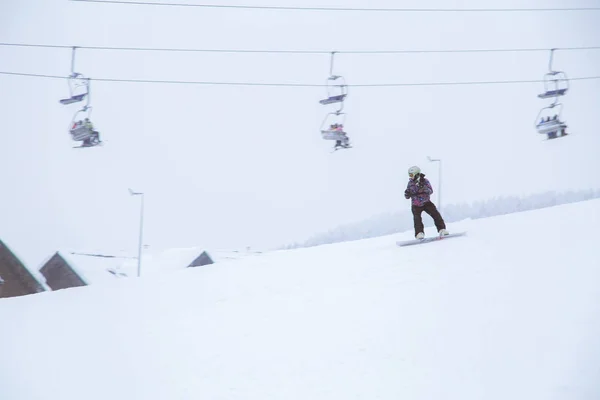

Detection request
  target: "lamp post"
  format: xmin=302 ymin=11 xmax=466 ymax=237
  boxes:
xmin=427 ymin=156 xmax=442 ymax=212
xmin=129 ymin=189 xmax=144 ymax=277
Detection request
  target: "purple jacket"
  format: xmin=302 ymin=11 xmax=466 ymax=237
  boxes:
xmin=405 ymin=176 xmax=433 ymax=207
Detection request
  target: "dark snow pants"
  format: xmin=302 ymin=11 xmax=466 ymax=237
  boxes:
xmin=411 ymin=201 xmax=446 ymax=236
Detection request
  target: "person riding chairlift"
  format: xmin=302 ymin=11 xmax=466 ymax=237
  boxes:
xmin=82 ymin=118 xmax=100 ymax=146
xmin=329 ymin=123 xmax=343 ymax=132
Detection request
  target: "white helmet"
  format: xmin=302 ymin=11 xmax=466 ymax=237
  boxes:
xmin=408 ymin=166 xmax=421 ymax=176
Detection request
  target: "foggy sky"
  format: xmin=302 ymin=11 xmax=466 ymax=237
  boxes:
xmin=1 ymin=0 xmax=599 ymax=267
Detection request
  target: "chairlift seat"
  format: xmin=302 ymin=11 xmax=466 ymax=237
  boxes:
xmin=60 ymin=93 xmax=87 ymax=105
xmin=70 ymin=124 xmax=95 ymax=141
xmin=319 ymin=94 xmax=347 ymax=105
xmin=537 ymin=88 xmax=568 ymax=99
xmin=321 ymin=129 xmax=347 ymax=141
xmin=536 ymin=120 xmax=567 ymax=135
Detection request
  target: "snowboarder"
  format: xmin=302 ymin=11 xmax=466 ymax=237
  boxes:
xmin=404 ymin=165 xmax=448 ymax=239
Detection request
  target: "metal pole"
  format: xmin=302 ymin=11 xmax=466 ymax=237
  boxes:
xmin=129 ymin=189 xmax=144 ymax=278
xmin=137 ymin=194 xmax=144 ymax=278
xmin=438 ymin=159 xmax=442 ymax=212
xmin=427 ymin=156 xmax=442 ymax=212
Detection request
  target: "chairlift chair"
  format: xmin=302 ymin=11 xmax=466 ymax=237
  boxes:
xmin=538 ymin=71 xmax=569 ymax=99
xmin=537 ymin=49 xmax=569 ymax=100
xmin=536 ymin=119 xmax=567 ymax=135
xmin=320 ymin=112 xmax=351 ymax=149
xmin=59 ymin=73 xmax=90 ymax=105
xmin=319 ymin=75 xmax=348 ymax=105
xmin=535 ymin=103 xmax=568 ymax=138
xmin=59 ymin=47 xmax=90 ymax=105
xmin=69 ymin=106 xmax=100 ymax=145
xmin=319 ymin=51 xmax=348 ymax=105
xmin=320 ymin=111 xmax=348 ymax=140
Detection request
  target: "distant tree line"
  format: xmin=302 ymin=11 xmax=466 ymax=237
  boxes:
xmin=282 ymin=189 xmax=600 ymax=249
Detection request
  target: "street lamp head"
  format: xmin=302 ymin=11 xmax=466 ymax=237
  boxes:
xmin=129 ymin=188 xmax=143 ymax=196
xmin=427 ymin=156 xmax=441 ymax=162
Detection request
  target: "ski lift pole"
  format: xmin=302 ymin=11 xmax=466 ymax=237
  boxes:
xmin=427 ymin=156 xmax=442 ymax=213
xmin=129 ymin=189 xmax=145 ymax=278
xmin=136 ymin=194 xmax=144 ymax=278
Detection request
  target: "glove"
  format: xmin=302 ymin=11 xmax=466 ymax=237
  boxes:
xmin=404 ymin=189 xmax=411 ymax=198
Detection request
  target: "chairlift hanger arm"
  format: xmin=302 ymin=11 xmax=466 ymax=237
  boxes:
xmin=329 ymin=51 xmax=337 ymax=77
xmin=547 ymin=48 xmax=556 ymax=72
xmin=70 ymin=46 xmax=79 ymax=76
xmin=85 ymin=78 xmax=92 ymax=107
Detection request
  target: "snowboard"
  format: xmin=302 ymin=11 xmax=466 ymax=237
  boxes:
xmin=396 ymin=231 xmax=467 ymax=247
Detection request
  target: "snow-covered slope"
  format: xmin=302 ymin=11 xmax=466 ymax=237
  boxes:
xmin=1 ymin=200 xmax=599 ymax=400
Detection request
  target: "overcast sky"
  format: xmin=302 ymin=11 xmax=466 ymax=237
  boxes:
xmin=1 ymin=0 xmax=599 ymax=267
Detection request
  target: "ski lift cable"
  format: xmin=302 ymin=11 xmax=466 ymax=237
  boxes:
xmin=69 ymin=251 xmax=137 ymax=259
xmin=1 ymin=42 xmax=600 ymax=55
xmin=2 ymin=70 xmax=600 ymax=87
xmin=68 ymin=0 xmax=600 ymax=13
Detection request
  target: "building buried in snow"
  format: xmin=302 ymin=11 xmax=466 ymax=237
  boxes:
xmin=36 ymin=247 xmax=261 ymax=291
xmin=186 ymin=250 xmax=214 ymax=267
xmin=116 ymin=247 xmax=218 ymax=275
xmin=0 ymin=239 xmax=47 ymax=298
xmin=39 ymin=252 xmax=88 ymax=291
xmin=38 ymin=250 xmax=128 ymax=291
xmin=37 ymin=248 xmax=218 ymax=291
xmin=142 ymin=247 xmax=262 ymax=271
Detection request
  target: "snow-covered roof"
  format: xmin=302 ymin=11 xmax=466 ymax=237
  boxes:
xmin=204 ymin=248 xmax=264 ymax=263
xmin=45 ymin=247 xmax=264 ymax=286
xmin=32 ymin=269 xmax=52 ymax=292
xmin=57 ymin=251 xmax=132 ymax=285
xmin=115 ymin=246 xmax=208 ymax=277
xmin=115 ymin=247 xmax=264 ymax=275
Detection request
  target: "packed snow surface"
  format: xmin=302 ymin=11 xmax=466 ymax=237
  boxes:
xmin=1 ymin=200 xmax=600 ymax=400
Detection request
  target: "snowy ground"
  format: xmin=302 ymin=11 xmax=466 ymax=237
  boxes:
xmin=1 ymin=200 xmax=600 ymax=400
